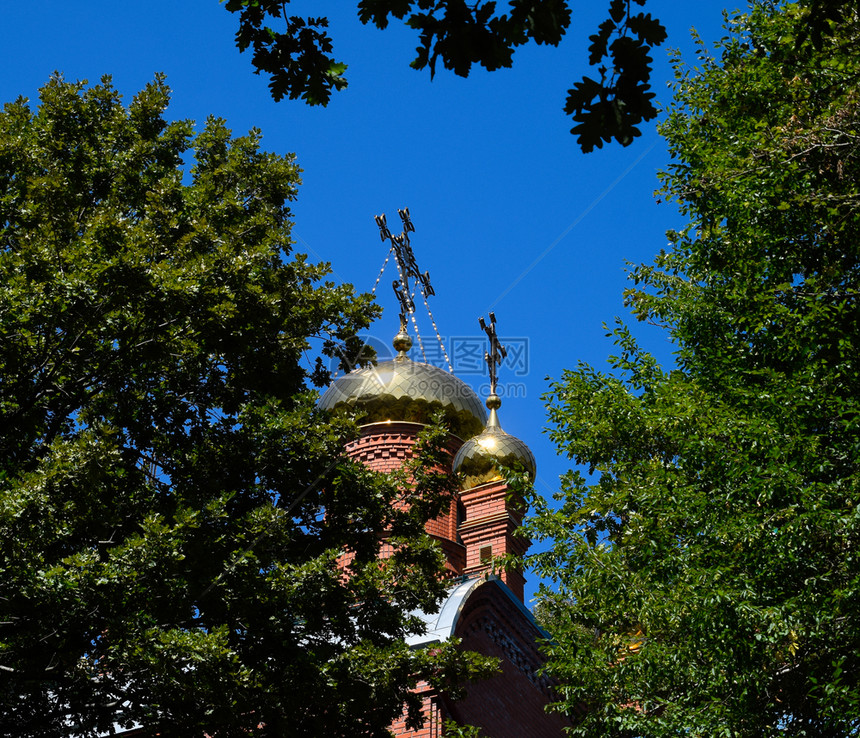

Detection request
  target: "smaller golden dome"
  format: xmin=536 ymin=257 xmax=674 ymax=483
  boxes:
xmin=452 ymin=399 xmax=536 ymax=489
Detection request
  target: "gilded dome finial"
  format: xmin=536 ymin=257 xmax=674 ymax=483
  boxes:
xmin=392 ymin=313 xmax=413 ymax=357
xmin=485 ymin=392 xmax=502 ymax=429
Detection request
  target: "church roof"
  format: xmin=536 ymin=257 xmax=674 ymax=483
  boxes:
xmin=405 ymin=575 xmax=548 ymax=647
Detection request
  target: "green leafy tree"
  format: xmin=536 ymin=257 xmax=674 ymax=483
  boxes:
xmin=0 ymin=75 xmax=491 ymax=737
xmin=527 ymin=2 xmax=860 ymax=734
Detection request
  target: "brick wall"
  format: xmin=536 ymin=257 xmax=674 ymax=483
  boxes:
xmin=444 ymin=582 xmax=572 ymax=737
xmin=343 ymin=421 xmax=466 ymax=576
xmin=389 ymin=681 xmax=445 ymax=738
xmin=390 ymin=580 xmax=572 ymax=738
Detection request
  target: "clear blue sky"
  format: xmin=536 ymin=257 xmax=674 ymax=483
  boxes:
xmin=1 ymin=1 xmax=733 ymax=602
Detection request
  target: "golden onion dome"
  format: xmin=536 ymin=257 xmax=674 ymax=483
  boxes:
xmin=452 ymin=393 xmax=536 ymax=488
xmin=318 ymin=329 xmax=487 ymax=439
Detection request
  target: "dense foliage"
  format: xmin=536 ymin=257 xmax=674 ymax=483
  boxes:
xmin=0 ymin=75 xmax=490 ymax=737
xmin=528 ymin=2 xmax=860 ymax=734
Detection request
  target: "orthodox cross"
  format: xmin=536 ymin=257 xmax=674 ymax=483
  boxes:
xmin=479 ymin=312 xmax=507 ymax=396
xmin=372 ymin=208 xmax=451 ymax=370
xmin=375 ymin=208 xmax=435 ymax=315
xmin=392 ymin=279 xmax=415 ymax=316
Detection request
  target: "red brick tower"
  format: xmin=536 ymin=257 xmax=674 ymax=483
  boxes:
xmin=451 ymin=392 xmax=536 ymax=601
xmin=451 ymin=310 xmax=537 ymax=601
xmin=318 ymin=321 xmax=570 ymax=737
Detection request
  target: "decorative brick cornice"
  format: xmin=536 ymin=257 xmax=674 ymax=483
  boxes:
xmin=344 ymin=421 xmax=463 ymax=468
xmin=459 ymin=511 xmax=521 ymax=533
